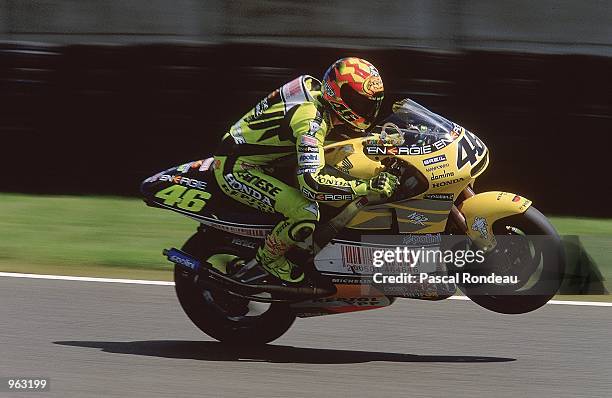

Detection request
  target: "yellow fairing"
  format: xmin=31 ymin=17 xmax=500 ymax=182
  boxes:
xmin=323 ymin=138 xmax=383 ymax=179
xmin=459 ymin=191 xmax=532 ymax=250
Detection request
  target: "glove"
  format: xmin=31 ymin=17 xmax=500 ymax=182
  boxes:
xmin=350 ymin=172 xmax=398 ymax=199
xmin=369 ymin=172 xmax=399 ymax=198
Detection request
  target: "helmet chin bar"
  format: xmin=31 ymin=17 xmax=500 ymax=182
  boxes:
xmin=323 ymin=106 xmax=366 ymax=139
xmin=333 ymin=105 xmax=372 ymax=133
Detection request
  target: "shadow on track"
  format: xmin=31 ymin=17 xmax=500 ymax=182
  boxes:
xmin=54 ymin=340 xmax=515 ymax=364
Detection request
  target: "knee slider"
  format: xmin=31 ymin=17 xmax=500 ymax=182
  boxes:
xmin=289 ymin=221 xmax=316 ymax=242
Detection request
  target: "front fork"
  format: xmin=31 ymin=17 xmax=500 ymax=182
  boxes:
xmin=447 ymin=187 xmax=475 ymax=235
xmin=448 ymin=187 xmax=533 ymax=251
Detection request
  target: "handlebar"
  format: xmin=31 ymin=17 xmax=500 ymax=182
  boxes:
xmin=381 ymin=157 xmax=429 ymax=200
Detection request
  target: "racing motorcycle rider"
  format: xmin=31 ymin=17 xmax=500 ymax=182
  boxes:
xmin=212 ymin=57 xmax=399 ymax=284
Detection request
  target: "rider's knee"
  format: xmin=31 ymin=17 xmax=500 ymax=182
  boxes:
xmin=285 ymin=201 xmax=319 ymax=242
xmin=288 ymin=220 xmax=316 ymax=242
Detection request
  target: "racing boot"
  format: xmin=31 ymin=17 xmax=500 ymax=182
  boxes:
xmin=255 ymin=232 xmax=305 ymax=284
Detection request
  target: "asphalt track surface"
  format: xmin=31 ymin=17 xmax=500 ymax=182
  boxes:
xmin=1 ymin=276 xmax=611 ymax=398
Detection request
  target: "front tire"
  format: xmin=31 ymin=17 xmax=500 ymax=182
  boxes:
xmin=461 ymin=207 xmax=565 ymax=314
xmin=174 ymin=231 xmax=296 ymax=345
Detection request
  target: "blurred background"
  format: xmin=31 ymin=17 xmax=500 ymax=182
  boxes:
xmin=1 ymin=8 xmax=610 ymax=394
xmin=1 ymin=0 xmax=611 ymax=215
xmin=0 ymin=0 xmax=610 ymax=288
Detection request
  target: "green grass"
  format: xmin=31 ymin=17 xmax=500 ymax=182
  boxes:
xmin=551 ymin=216 xmax=612 ymax=287
xmin=0 ymin=193 xmax=611 ymax=289
xmin=0 ymin=193 xmax=194 ymax=280
xmin=549 ymin=216 xmax=612 ymax=235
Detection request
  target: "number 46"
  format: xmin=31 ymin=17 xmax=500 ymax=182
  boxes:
xmin=155 ymin=185 xmax=211 ymax=212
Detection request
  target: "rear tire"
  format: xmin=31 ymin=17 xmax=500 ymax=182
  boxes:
xmin=174 ymin=230 xmax=296 ymax=345
xmin=461 ymin=207 xmax=565 ymax=314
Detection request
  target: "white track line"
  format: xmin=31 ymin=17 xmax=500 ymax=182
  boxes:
xmin=447 ymin=295 xmax=612 ymax=307
xmin=1 ymin=272 xmax=610 ymax=307
xmin=0 ymin=272 xmax=174 ymax=286
xmin=545 ymin=299 xmax=612 ymax=307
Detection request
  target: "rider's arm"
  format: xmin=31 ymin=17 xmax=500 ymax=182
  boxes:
xmin=292 ymin=104 xmax=369 ymax=202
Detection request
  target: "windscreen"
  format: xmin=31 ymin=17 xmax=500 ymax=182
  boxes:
xmin=368 ymin=99 xmax=459 ymax=147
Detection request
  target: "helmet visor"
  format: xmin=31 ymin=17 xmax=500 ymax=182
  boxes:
xmin=341 ymin=84 xmax=383 ymax=122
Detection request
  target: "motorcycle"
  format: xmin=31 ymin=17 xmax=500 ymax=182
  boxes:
xmin=141 ymin=98 xmax=565 ymax=345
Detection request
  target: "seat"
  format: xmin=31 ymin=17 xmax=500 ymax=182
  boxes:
xmin=141 ymin=158 xmax=282 ymax=228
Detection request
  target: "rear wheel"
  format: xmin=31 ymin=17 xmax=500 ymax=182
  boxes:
xmin=459 ymin=207 xmax=565 ymax=314
xmin=174 ymin=231 xmax=296 ymax=344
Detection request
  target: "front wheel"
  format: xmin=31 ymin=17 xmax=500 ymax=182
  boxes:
xmin=460 ymin=206 xmax=565 ymax=314
xmin=174 ymin=231 xmax=296 ymax=345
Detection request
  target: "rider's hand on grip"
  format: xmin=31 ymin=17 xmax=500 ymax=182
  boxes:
xmin=368 ymin=172 xmax=399 ymax=199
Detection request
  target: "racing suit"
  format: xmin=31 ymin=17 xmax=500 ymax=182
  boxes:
xmin=213 ymin=75 xmax=370 ymax=282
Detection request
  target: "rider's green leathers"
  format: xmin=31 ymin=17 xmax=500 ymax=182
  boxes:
xmin=213 ymin=75 xmax=370 ymax=282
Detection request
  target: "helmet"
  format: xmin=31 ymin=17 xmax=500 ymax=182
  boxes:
xmin=322 ymin=57 xmax=384 ymax=132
